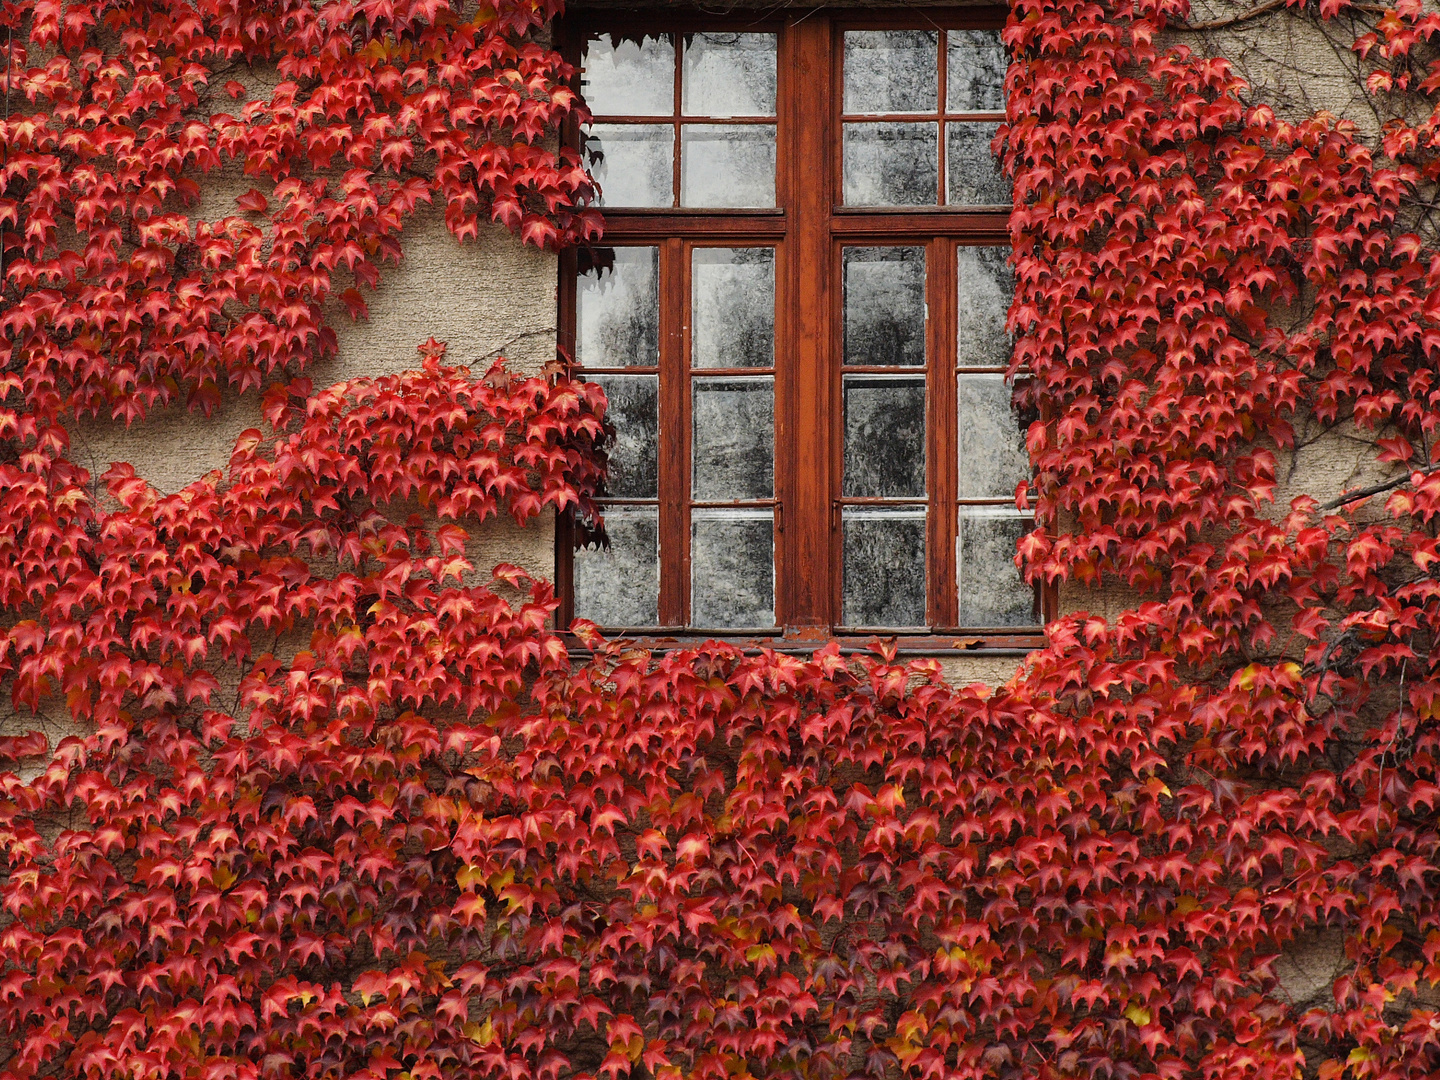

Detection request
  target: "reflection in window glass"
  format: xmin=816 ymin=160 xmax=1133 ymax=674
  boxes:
xmin=843 ymin=122 xmax=939 ymax=206
xmin=575 ymin=508 xmax=660 ymax=627
xmin=946 ymin=121 xmax=1010 ymax=206
xmin=843 ymin=30 xmax=938 ymax=114
xmin=947 ymin=30 xmax=1007 ymax=112
xmin=584 ymin=125 xmax=674 ymax=208
xmin=692 ymin=510 xmax=775 ymax=628
xmin=683 ymin=33 xmax=778 ymax=116
xmin=844 ymin=247 xmax=926 ymax=367
xmin=843 ymin=375 xmax=926 ymax=498
xmin=692 ymin=248 xmax=775 ymax=369
xmin=842 ymin=507 xmax=927 ymax=627
xmin=956 ymin=375 xmax=1028 ymax=500
xmin=957 ymin=508 xmax=1034 ymax=626
xmin=681 ymin=125 xmax=776 ymax=208
xmin=582 ymin=34 xmax=675 ymax=115
xmin=956 ymin=246 xmax=1013 ymax=367
xmin=592 ymin=375 xmax=659 ymax=499
xmin=692 ymin=377 xmax=774 ymax=501
xmin=576 ymin=247 xmax=659 ymax=367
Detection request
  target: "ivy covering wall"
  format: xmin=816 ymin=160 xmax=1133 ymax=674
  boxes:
xmin=0 ymin=0 xmax=1438 ymax=1079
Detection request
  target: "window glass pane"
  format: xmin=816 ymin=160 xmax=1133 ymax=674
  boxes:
xmin=693 ymin=376 xmax=774 ymax=500
xmin=680 ymin=124 xmax=776 ymax=208
xmin=843 ymin=122 xmax=939 ymax=206
xmin=957 ymin=508 xmax=1034 ymax=626
xmin=594 ymin=375 xmax=659 ymax=499
xmin=843 ymin=31 xmax=938 ymax=114
xmin=842 ymin=508 xmax=926 ymax=627
xmin=575 ymin=507 xmax=660 ymax=627
xmin=683 ymin=33 xmax=777 ymax=116
xmin=956 ymin=246 xmax=1013 ymax=368
xmin=582 ymin=34 xmax=674 ymax=115
xmin=844 ymin=246 xmax=926 ymax=367
xmin=843 ymin=374 xmax=926 ymax=498
xmin=692 ymin=248 xmax=775 ymax=369
xmin=957 ymin=375 xmax=1028 ymax=500
xmin=692 ymin=509 xmax=775 ymax=628
xmin=945 ymin=121 xmax=1010 ymax=206
xmin=576 ymin=247 xmax=659 ymax=368
xmin=946 ymin=30 xmax=1007 ymax=112
xmin=585 ymin=125 xmax=673 ymax=208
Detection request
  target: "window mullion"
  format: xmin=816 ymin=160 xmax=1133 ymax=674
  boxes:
xmin=658 ymin=236 xmax=690 ymax=626
xmin=778 ymin=13 xmax=835 ymax=633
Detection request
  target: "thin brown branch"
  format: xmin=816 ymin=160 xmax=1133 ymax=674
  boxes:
xmin=1176 ymin=0 xmax=1387 ymax=30
xmin=1320 ymin=466 xmax=1430 ymax=511
xmin=1178 ymin=0 xmax=1289 ymax=32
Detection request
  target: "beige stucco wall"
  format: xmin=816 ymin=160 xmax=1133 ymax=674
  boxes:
xmin=65 ymin=206 xmax=560 ymax=584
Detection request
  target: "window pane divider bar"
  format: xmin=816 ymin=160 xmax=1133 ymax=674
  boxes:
xmin=596 ymin=115 xmax=778 ymax=123
xmin=829 ymin=212 xmax=1008 ymax=236
xmin=658 ymin=237 xmax=689 ymax=624
xmin=936 ymin=32 xmax=948 ymax=205
xmin=929 ymin=235 xmax=960 ymax=626
xmin=691 ymin=499 xmax=780 ymax=508
xmin=672 ymin=34 xmax=683 ymax=206
xmin=839 ymin=112 xmax=1004 ymax=121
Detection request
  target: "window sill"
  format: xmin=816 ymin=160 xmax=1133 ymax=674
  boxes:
xmin=560 ymin=629 xmax=1044 ymax=657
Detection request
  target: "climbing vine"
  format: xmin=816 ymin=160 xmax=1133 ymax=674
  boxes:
xmin=1 ymin=1 xmax=1440 ymax=1080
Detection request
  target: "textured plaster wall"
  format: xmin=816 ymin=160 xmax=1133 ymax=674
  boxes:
xmin=65 ymin=206 xmax=560 ymax=584
xmin=1167 ymin=2 xmax=1389 ymax=139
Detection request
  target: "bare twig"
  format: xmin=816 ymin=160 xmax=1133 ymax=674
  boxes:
xmin=1178 ymin=0 xmax=1290 ymax=32
xmin=1319 ymin=466 xmax=1432 ymax=510
xmin=1177 ymin=0 xmax=1387 ymax=31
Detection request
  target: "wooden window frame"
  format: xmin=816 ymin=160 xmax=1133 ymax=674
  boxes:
xmin=556 ymin=7 xmax=1048 ymax=653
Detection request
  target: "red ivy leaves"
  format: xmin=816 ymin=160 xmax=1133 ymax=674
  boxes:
xmin=2 ymin=0 xmax=1440 ymax=1078
xmin=1005 ymin=0 xmax=1440 ymax=1075
xmin=0 ymin=0 xmax=600 ymax=425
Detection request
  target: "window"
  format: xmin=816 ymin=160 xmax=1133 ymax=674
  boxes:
xmin=558 ymin=9 xmax=1040 ymax=645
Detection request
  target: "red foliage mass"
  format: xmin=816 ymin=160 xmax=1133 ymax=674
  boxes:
xmin=1 ymin=0 xmax=1439 ymax=1078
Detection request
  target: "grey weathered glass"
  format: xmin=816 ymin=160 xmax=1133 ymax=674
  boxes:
xmin=843 ymin=375 xmax=926 ymax=498
xmin=681 ymin=124 xmax=776 ymax=207
xmin=593 ymin=375 xmax=659 ymax=499
xmin=957 ymin=375 xmax=1028 ymax=500
xmin=692 ymin=248 xmax=775 ymax=369
xmin=956 ymin=246 xmax=1013 ymax=368
xmin=843 ymin=122 xmax=939 ymax=206
xmin=693 ymin=376 xmax=774 ymax=500
xmin=946 ymin=121 xmax=1010 ymax=206
xmin=576 ymin=246 xmax=659 ymax=368
xmin=585 ymin=124 xmax=674 ymax=208
xmin=574 ymin=507 xmax=660 ymax=627
xmin=844 ymin=246 xmax=926 ymax=367
xmin=946 ymin=30 xmax=1007 ymax=112
xmin=957 ymin=508 xmax=1035 ymax=626
xmin=842 ymin=507 xmax=927 ymax=627
xmin=691 ymin=509 xmax=775 ymax=628
xmin=683 ymin=33 xmax=777 ymax=116
xmin=582 ymin=34 xmax=675 ymax=115
xmin=843 ymin=31 xmax=938 ymax=114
